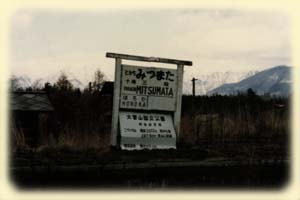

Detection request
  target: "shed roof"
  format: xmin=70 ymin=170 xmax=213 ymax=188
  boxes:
xmin=11 ymin=92 xmax=54 ymax=111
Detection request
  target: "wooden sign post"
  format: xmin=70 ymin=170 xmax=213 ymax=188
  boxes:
xmin=106 ymin=52 xmax=192 ymax=149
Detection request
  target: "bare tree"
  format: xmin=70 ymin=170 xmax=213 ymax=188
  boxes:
xmin=92 ymin=69 xmax=106 ymax=92
xmin=55 ymin=72 xmax=73 ymax=91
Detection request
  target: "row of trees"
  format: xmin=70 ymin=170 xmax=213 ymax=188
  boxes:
xmin=10 ymin=69 xmax=106 ymax=93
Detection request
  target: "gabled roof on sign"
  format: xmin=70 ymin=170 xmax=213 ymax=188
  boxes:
xmin=11 ymin=91 xmax=54 ymax=111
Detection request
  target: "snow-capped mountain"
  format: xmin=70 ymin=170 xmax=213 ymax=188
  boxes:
xmin=11 ymin=72 xmax=85 ymax=90
xmin=10 ymin=75 xmax=33 ymax=89
xmin=183 ymin=70 xmax=258 ymax=95
xmin=13 ymin=70 xmax=259 ymax=93
xmin=207 ymin=66 xmax=291 ymax=97
xmin=12 ymin=66 xmax=290 ymax=96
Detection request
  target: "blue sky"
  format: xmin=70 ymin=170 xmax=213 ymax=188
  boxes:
xmin=10 ymin=9 xmax=291 ymax=83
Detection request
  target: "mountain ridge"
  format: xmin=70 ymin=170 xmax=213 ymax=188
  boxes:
xmin=207 ymin=65 xmax=291 ymax=96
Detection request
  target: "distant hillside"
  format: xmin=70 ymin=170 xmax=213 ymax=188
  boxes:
xmin=207 ymin=65 xmax=291 ymax=97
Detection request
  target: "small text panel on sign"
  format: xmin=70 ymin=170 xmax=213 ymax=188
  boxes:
xmin=120 ymin=65 xmax=177 ymax=111
xmin=119 ymin=111 xmax=176 ymax=150
xmin=120 ymin=94 xmax=148 ymax=109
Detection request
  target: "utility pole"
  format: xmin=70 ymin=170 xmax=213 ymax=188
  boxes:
xmin=191 ymin=77 xmax=198 ymax=144
xmin=191 ymin=77 xmax=198 ymax=97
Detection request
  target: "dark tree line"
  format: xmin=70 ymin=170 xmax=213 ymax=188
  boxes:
xmin=42 ymin=71 xmax=112 ymax=145
xmin=11 ymin=70 xmax=112 ymax=150
xmin=180 ymin=90 xmax=289 ymax=148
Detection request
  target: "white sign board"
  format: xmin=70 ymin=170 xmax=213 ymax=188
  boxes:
xmin=119 ymin=111 xmax=176 ymax=150
xmin=120 ymin=65 xmax=177 ymax=111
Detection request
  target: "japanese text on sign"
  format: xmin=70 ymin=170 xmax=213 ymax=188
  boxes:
xmin=120 ymin=65 xmax=177 ymax=111
xmin=119 ymin=111 xmax=176 ymax=150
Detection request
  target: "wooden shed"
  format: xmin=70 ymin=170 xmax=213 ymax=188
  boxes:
xmin=10 ymin=91 xmax=54 ymax=148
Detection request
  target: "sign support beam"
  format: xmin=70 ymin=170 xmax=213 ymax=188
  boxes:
xmin=174 ymin=64 xmax=184 ymax=140
xmin=111 ymin=58 xmax=122 ymax=146
xmin=106 ymin=52 xmax=192 ymax=66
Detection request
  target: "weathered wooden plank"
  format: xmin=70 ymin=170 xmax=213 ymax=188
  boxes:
xmin=106 ymin=52 xmax=193 ymax=66
xmin=174 ymin=64 xmax=184 ymax=140
xmin=110 ymin=58 xmax=122 ymax=146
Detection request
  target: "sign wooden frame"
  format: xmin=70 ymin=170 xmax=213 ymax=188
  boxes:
xmin=106 ymin=52 xmax=192 ymax=147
